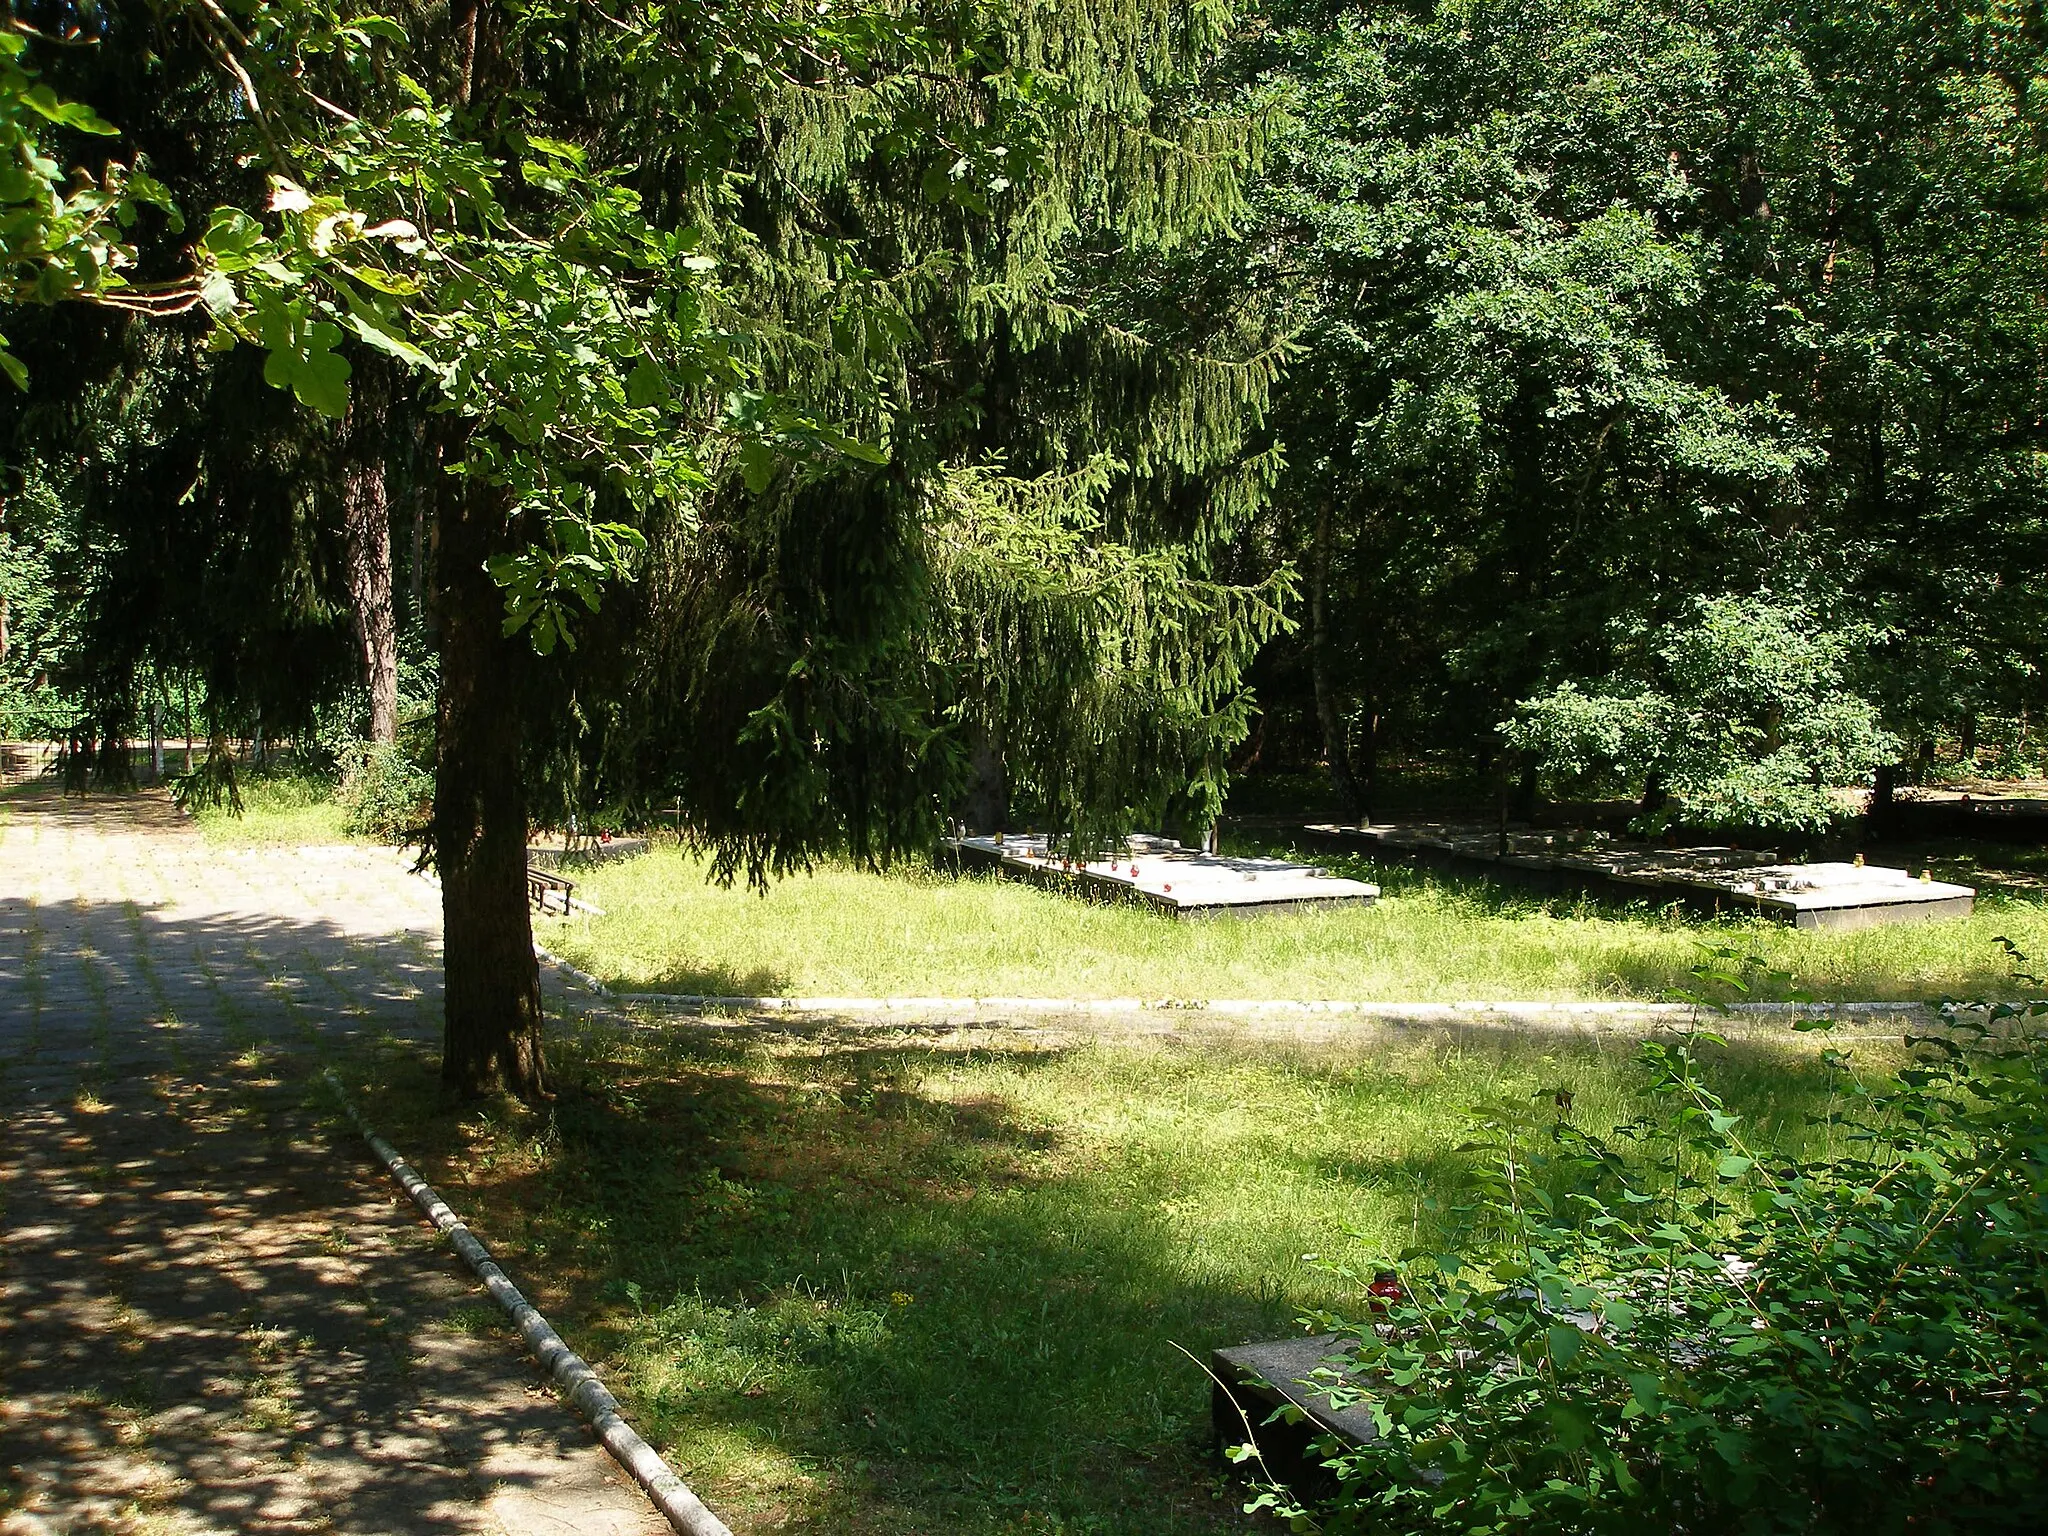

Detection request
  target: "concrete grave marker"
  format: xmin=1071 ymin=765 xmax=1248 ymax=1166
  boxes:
xmin=1211 ymin=1334 xmax=1376 ymax=1490
xmin=942 ymin=832 xmax=1378 ymax=917
xmin=1308 ymin=823 xmax=1973 ymax=930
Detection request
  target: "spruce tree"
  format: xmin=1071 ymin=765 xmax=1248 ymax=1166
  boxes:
xmin=570 ymin=0 xmax=1294 ymax=875
xmin=4 ymin=0 xmax=1293 ymax=1099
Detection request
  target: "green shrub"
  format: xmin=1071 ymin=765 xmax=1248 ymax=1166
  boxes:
xmin=1259 ymin=947 xmax=2048 ymax=1534
xmin=1504 ymin=595 xmax=1898 ymax=836
xmin=337 ymin=739 xmax=433 ymax=844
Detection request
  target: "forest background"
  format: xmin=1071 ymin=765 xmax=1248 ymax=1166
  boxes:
xmin=2 ymin=0 xmax=2045 ymax=1085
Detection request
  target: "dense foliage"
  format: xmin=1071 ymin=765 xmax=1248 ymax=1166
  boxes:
xmin=4 ymin=0 xmax=1286 ymax=839
xmin=1244 ymin=0 xmax=2048 ymax=815
xmin=1505 ymin=594 xmax=1898 ymax=833
xmin=9 ymin=0 xmax=2044 ymax=827
xmin=1 ymin=0 xmax=1314 ymax=1095
xmin=5 ymin=0 xmax=2045 ymax=1083
xmin=0 ymin=461 xmax=73 ymax=736
xmin=337 ymin=735 xmax=433 ymax=843
xmin=1261 ymin=952 xmax=2048 ymax=1532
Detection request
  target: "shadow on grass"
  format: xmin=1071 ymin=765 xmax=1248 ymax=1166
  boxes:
xmin=1299 ymin=1029 xmax=1883 ymax=1196
xmin=607 ymin=961 xmax=795 ymax=998
xmin=360 ymin=1030 xmax=1293 ymax=1535
xmin=351 ymin=1011 xmax=1908 ymax=1536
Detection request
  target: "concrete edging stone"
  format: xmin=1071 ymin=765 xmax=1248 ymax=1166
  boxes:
xmin=525 ymin=953 xmax=1942 ymax=1027
xmin=322 ymin=1070 xmax=732 ymax=1536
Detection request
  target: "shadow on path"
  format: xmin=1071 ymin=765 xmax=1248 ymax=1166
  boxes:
xmin=0 ymin=884 xmax=662 ymax=1535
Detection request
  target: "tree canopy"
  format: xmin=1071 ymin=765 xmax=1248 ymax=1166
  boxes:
xmin=1243 ymin=0 xmax=2048 ymax=820
xmin=5 ymin=0 xmax=2044 ymax=1088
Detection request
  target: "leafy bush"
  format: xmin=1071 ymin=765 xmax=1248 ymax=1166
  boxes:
xmin=336 ymin=738 xmax=433 ymax=844
xmin=1504 ymin=596 xmax=1898 ymax=835
xmin=1262 ymin=948 xmax=2048 ymax=1534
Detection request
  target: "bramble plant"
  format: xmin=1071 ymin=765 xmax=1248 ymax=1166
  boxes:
xmin=1250 ymin=942 xmax=2048 ymax=1534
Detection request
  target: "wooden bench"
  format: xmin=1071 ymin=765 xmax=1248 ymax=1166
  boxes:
xmin=526 ymin=866 xmax=576 ymax=915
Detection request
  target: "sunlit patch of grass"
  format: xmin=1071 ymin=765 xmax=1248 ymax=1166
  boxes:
xmin=351 ymin=1015 xmax=1894 ymax=1535
xmin=536 ymin=842 xmax=2045 ymax=1004
xmin=185 ymin=765 xmax=354 ymax=846
xmin=438 ymin=1303 xmax=502 ymax=1335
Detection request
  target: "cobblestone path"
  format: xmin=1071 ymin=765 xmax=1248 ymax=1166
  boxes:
xmin=0 ymin=785 xmax=663 ymax=1536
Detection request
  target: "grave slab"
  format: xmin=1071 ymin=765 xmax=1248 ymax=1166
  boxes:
xmin=1211 ymin=1334 xmax=1375 ymax=1490
xmin=942 ymin=832 xmax=1377 ymax=918
xmin=1307 ymin=824 xmax=1973 ymax=929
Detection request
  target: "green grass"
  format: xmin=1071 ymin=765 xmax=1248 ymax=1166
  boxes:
xmin=184 ymin=765 xmax=355 ymax=845
xmin=538 ymin=842 xmax=2043 ymax=1004
xmin=353 ymin=1016 xmax=1899 ymax=1536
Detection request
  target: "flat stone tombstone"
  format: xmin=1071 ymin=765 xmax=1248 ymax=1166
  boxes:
xmin=1211 ymin=1333 xmax=1376 ymax=1490
xmin=1306 ymin=823 xmax=1976 ymax=930
xmin=945 ymin=832 xmax=1378 ymax=917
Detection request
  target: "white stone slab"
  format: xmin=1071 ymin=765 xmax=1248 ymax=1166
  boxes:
xmin=1311 ymin=824 xmax=1974 ymax=930
xmin=945 ymin=832 xmax=1377 ymax=917
xmin=1671 ymin=861 xmax=1973 ymax=912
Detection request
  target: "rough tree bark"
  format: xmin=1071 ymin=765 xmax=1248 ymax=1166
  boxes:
xmin=1309 ymin=495 xmax=1362 ymax=820
xmin=341 ymin=358 xmax=399 ymax=743
xmin=434 ymin=470 xmax=546 ymax=1100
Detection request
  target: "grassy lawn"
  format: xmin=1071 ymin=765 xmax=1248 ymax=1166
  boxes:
xmin=350 ymin=1014 xmax=1903 ymax=1536
xmin=183 ymin=764 xmax=356 ymax=845
xmin=537 ymin=842 xmax=2043 ymax=1003
xmin=0 ymin=759 xmax=355 ymax=842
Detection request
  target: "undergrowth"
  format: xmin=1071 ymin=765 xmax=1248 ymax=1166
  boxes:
xmin=1269 ymin=947 xmax=2048 ymax=1534
xmin=352 ymin=1008 xmax=1897 ymax=1535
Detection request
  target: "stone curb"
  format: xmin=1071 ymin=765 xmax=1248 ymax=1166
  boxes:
xmin=322 ymin=1070 xmax=732 ymax=1536
xmin=524 ymin=962 xmax=1944 ymax=1024
xmin=534 ymin=945 xmax=614 ymax=997
xmin=509 ymin=862 xmax=1939 ymax=1030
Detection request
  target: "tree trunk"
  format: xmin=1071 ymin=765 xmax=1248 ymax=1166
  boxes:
xmin=1352 ymin=699 xmax=1380 ymax=818
xmin=410 ymin=458 xmax=429 ymax=630
xmin=341 ymin=359 xmax=400 ymax=743
xmin=1640 ymin=768 xmax=1668 ymax=818
xmin=0 ymin=491 xmax=9 ymax=671
xmin=962 ymin=727 xmax=1008 ymax=833
xmin=434 ymin=471 xmax=546 ymax=1100
xmin=1512 ymin=761 xmax=1540 ymax=823
xmin=1309 ymin=495 xmax=1361 ymax=819
xmin=1869 ymin=762 xmax=1899 ymax=841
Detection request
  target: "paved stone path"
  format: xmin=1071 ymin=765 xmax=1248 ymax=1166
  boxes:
xmin=0 ymin=784 xmax=665 ymax=1536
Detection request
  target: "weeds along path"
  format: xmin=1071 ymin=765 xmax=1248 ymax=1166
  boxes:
xmin=0 ymin=782 xmax=664 ymax=1536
